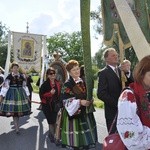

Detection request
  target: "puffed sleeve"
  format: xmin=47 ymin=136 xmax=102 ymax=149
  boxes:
xmin=117 ymin=89 xmax=150 ymax=150
xmin=0 ymin=79 xmax=10 ymax=97
xmin=23 ymin=86 xmax=30 ymax=96
xmin=61 ymin=84 xmax=80 ymax=116
xmin=22 ymin=77 xmax=30 ymax=96
xmin=64 ymin=97 xmax=80 ymax=116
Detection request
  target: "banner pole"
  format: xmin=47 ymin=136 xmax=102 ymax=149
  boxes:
xmin=4 ymin=31 xmax=11 ymax=79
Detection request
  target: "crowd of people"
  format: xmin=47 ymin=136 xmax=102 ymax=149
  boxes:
xmin=0 ymin=48 xmax=149 ymax=149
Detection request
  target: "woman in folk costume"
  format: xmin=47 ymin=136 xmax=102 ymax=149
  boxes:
xmin=0 ymin=62 xmax=31 ymax=134
xmin=60 ymin=60 xmax=97 ymax=150
xmin=39 ymin=67 xmax=61 ymax=144
xmin=117 ymin=55 xmax=150 ymax=150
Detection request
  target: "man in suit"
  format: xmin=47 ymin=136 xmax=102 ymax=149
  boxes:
xmin=97 ymin=48 xmax=122 ymax=134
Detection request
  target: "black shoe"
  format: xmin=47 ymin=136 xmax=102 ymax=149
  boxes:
xmin=55 ymin=140 xmax=61 ymax=146
xmin=48 ymin=134 xmax=55 ymax=143
xmin=29 ymin=111 xmax=33 ymax=114
xmin=37 ymin=105 xmax=42 ymax=110
xmin=16 ymin=131 xmax=20 ymax=135
xmin=15 ymin=128 xmax=20 ymax=135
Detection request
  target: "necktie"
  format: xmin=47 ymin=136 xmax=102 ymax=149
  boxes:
xmin=114 ymin=67 xmax=120 ymax=78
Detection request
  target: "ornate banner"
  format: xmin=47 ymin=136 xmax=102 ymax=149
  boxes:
xmin=113 ymin=0 xmax=150 ymax=60
xmin=13 ymin=32 xmax=43 ymax=73
xmin=101 ymin=0 xmax=150 ymax=49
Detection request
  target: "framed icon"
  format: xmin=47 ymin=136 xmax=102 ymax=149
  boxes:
xmin=50 ymin=61 xmax=68 ymax=84
xmin=21 ymin=39 xmax=34 ymax=58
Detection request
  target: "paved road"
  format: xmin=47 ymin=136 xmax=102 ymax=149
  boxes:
xmin=0 ymin=93 xmax=107 ymax=150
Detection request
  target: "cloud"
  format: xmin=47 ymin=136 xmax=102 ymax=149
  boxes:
xmin=29 ymin=0 xmax=81 ymax=36
xmin=58 ymin=0 xmax=80 ymax=19
xmin=0 ymin=0 xmax=101 ymax=57
xmin=29 ymin=13 xmax=53 ymax=35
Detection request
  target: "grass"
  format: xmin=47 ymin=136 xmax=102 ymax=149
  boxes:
xmin=31 ymin=76 xmax=39 ymax=93
xmin=93 ymin=80 xmax=104 ymax=108
xmin=31 ymin=76 xmax=104 ymax=109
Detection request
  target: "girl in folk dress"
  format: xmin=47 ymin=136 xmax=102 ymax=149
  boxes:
xmin=0 ymin=62 xmax=31 ymax=134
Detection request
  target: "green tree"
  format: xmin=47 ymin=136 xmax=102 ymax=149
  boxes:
xmin=90 ymin=6 xmax=103 ymax=38
xmin=94 ymin=48 xmax=105 ymax=69
xmin=47 ymin=31 xmax=84 ymax=65
xmin=0 ymin=22 xmax=8 ymax=68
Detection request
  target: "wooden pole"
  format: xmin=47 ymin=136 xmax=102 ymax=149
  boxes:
xmin=117 ymin=31 xmax=126 ymax=89
xmin=4 ymin=31 xmax=11 ymax=79
xmin=80 ymin=0 xmax=95 ymax=113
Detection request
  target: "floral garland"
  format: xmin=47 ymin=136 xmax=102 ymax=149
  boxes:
xmin=16 ymin=49 xmax=38 ymax=62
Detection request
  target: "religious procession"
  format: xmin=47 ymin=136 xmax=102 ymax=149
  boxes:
xmin=0 ymin=0 xmax=150 ymax=150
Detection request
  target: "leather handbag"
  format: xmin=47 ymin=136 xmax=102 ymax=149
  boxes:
xmin=102 ymin=114 xmax=127 ymax=150
xmin=102 ymin=133 xmax=126 ymax=150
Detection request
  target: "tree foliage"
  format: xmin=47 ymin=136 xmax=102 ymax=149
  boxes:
xmin=90 ymin=6 xmax=103 ymax=37
xmin=47 ymin=31 xmax=84 ymax=65
xmin=0 ymin=22 xmax=8 ymax=45
xmin=94 ymin=48 xmax=105 ymax=69
xmin=0 ymin=22 xmax=8 ymax=68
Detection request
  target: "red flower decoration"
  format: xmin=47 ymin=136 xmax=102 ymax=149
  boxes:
xmin=65 ymin=88 xmax=70 ymax=93
xmin=127 ymin=92 xmax=135 ymax=103
xmin=124 ymin=131 xmax=129 ymax=138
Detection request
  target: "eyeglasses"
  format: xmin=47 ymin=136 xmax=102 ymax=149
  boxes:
xmin=49 ymin=73 xmax=56 ymax=75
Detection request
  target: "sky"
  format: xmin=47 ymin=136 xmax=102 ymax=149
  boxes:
xmin=0 ymin=0 xmax=103 ymax=57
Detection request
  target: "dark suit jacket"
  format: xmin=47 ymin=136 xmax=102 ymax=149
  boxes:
xmin=125 ymin=71 xmax=134 ymax=87
xmin=97 ymin=65 xmax=122 ymax=119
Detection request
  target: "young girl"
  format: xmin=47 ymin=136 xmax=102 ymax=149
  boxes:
xmin=0 ymin=62 xmax=31 ymax=134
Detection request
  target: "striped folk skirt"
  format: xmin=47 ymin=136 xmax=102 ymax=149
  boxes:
xmin=0 ymin=86 xmax=31 ymax=117
xmin=61 ymin=109 xmax=98 ymax=149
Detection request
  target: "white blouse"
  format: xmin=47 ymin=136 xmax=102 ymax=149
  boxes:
xmin=63 ymin=77 xmax=83 ymax=116
xmin=0 ymin=73 xmax=30 ymax=97
xmin=117 ymin=89 xmax=150 ymax=150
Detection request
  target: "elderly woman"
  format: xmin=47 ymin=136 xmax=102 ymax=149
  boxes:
xmin=39 ymin=67 xmax=61 ymax=143
xmin=60 ymin=60 xmax=97 ymax=150
xmin=117 ymin=55 xmax=150 ymax=150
